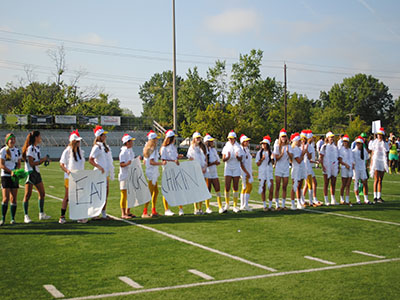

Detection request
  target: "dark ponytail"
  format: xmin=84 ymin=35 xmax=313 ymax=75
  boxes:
xmin=22 ymin=131 xmax=40 ymax=161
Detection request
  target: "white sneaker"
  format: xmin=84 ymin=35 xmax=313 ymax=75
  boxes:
xmin=24 ymin=215 xmax=32 ymax=223
xmin=198 ymin=209 xmax=204 ymax=215
xmin=331 ymin=200 xmax=337 ymax=206
xmin=224 ymin=204 xmax=229 ymax=211
xmin=77 ymin=219 xmax=88 ymax=223
xmin=179 ymin=208 xmax=184 ymax=216
xmin=39 ymin=212 xmax=51 ymax=220
xmin=194 ymin=209 xmax=199 ymax=215
xmin=291 ymin=203 xmax=297 ymax=210
xmin=58 ymin=217 xmax=66 ymax=224
xmin=0 ymin=220 xmax=4 ymax=226
xmin=205 ymin=208 xmax=213 ymax=214
xmin=244 ymin=206 xmax=253 ymax=212
xmin=232 ymin=207 xmax=240 ymax=213
xmin=164 ymin=209 xmax=175 ymax=216
xmin=10 ymin=219 xmax=16 ymax=225
xmin=325 ymin=202 xmax=330 ymax=206
xmin=219 ymin=208 xmax=227 ymax=214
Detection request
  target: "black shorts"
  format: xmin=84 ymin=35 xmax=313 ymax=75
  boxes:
xmin=26 ymin=170 xmax=42 ymax=185
xmin=1 ymin=176 xmax=19 ymax=189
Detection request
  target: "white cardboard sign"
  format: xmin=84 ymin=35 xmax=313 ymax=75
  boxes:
xmin=372 ymin=120 xmax=381 ymax=134
xmin=126 ymin=157 xmax=152 ymax=208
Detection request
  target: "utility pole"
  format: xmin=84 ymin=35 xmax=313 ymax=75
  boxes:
xmin=284 ymin=63 xmax=287 ymax=130
xmin=172 ymin=0 xmax=177 ymax=134
xmin=347 ymin=113 xmax=354 ymax=124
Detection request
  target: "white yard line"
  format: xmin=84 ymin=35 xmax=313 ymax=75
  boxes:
xmin=43 ymin=284 xmax=65 ymax=298
xmin=352 ymin=250 xmax=386 ymax=259
xmin=188 ymin=269 xmax=214 ymax=280
xmin=118 ymin=276 xmax=143 ymax=289
xmin=61 ymin=257 xmax=400 ymax=300
xmin=304 ymin=256 xmax=336 ymax=265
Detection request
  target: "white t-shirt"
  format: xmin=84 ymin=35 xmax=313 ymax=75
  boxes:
xmin=187 ymin=145 xmax=207 ymax=169
xmin=144 ymin=148 xmax=160 ymax=184
xmin=160 ymin=144 xmax=178 ymax=161
xmin=273 ymin=141 xmax=291 ymax=170
xmin=352 ymin=147 xmax=368 ymax=171
xmin=255 ymin=149 xmax=273 ymax=179
xmin=90 ymin=142 xmax=110 ymax=174
xmin=0 ymin=146 xmax=21 ymax=177
xmin=337 ymin=139 xmax=343 ymax=150
xmin=59 ymin=146 xmax=85 ymax=179
xmin=320 ymin=143 xmax=338 ymax=165
xmin=118 ymin=146 xmax=135 ymax=181
xmin=206 ymin=147 xmax=219 ymax=175
xmin=370 ymin=139 xmax=389 ymax=162
xmin=222 ymin=142 xmax=243 ymax=170
xmin=338 ymin=147 xmax=354 ymax=168
xmin=240 ymin=146 xmax=252 ymax=177
xmin=304 ymin=143 xmax=315 ymax=170
xmin=25 ymin=145 xmax=41 ymax=173
xmin=316 ymin=139 xmax=324 ymax=152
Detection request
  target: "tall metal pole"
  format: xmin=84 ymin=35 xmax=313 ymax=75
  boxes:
xmin=284 ymin=63 xmax=287 ymax=130
xmin=172 ymin=0 xmax=177 ymax=133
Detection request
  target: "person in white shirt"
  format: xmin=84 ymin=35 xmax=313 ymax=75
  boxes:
xmin=143 ymin=130 xmax=166 ymax=218
xmin=369 ymin=128 xmax=389 ymax=203
xmin=59 ymin=130 xmax=86 ymax=224
xmin=21 ymin=131 xmax=51 ymax=223
xmin=204 ymin=134 xmax=223 ymax=213
xmin=352 ymin=136 xmax=370 ymax=204
xmin=256 ymin=135 xmax=274 ymax=211
xmin=187 ymin=132 xmax=209 ymax=215
xmin=316 ymin=136 xmax=325 ymax=168
xmin=337 ymin=134 xmax=344 ymax=150
xmin=160 ymin=130 xmax=184 ymax=216
xmin=0 ymin=133 xmax=21 ymax=225
xmin=273 ymin=128 xmax=291 ymax=210
xmin=302 ymin=130 xmax=321 ymax=207
xmin=222 ymin=131 xmax=243 ymax=213
xmin=239 ymin=134 xmax=253 ymax=211
xmin=118 ymin=134 xmax=136 ymax=219
xmin=319 ymin=131 xmax=339 ymax=206
xmin=288 ymin=133 xmax=307 ymax=210
xmin=338 ymin=135 xmax=354 ymax=205
xmin=89 ymin=126 xmax=113 ymax=219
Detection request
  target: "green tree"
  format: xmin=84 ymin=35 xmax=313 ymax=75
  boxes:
xmin=346 ymin=116 xmax=371 ymax=140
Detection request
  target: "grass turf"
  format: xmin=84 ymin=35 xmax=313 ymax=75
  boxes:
xmin=0 ymin=160 xmax=399 ymax=300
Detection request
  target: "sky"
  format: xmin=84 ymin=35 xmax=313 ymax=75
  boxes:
xmin=1 ymin=0 xmax=400 ymax=116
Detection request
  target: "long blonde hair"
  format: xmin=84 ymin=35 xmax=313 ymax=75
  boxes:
xmin=93 ymin=135 xmax=109 ymax=153
xmin=69 ymin=140 xmax=82 ymax=161
xmin=162 ymin=136 xmax=175 ymax=147
xmin=143 ymin=139 xmax=157 ymax=158
xmin=278 ymin=135 xmax=288 ymax=152
xmin=4 ymin=133 xmax=14 ymax=160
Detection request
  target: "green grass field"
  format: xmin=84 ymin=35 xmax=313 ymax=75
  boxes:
xmin=1 ymin=160 xmax=400 ymax=300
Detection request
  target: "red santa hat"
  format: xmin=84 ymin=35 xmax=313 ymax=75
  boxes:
xmin=69 ymin=130 xmax=82 ymax=142
xmin=147 ymin=130 xmax=158 ymax=140
xmin=165 ymin=129 xmax=175 ymax=138
xmin=279 ymin=128 xmax=287 ymax=137
xmin=93 ymin=125 xmax=108 ymax=137
xmin=240 ymin=134 xmax=251 ymax=144
xmin=342 ymin=134 xmax=350 ymax=142
xmin=260 ymin=135 xmax=271 ymax=145
xmin=291 ymin=132 xmax=300 ymax=142
xmin=377 ymin=127 xmax=385 ymax=135
xmin=355 ymin=136 xmax=364 ymax=144
xmin=122 ymin=134 xmax=135 ymax=144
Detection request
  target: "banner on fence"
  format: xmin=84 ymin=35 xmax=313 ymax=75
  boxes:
xmin=5 ymin=114 xmax=28 ymax=125
xmin=79 ymin=116 xmax=98 ymax=125
xmin=31 ymin=115 xmax=53 ymax=125
xmin=101 ymin=116 xmax=121 ymax=126
xmin=68 ymin=170 xmax=107 ymax=220
xmin=126 ymin=157 xmax=152 ymax=208
xmin=161 ymin=160 xmax=211 ymax=207
xmin=55 ymin=115 xmax=77 ymax=124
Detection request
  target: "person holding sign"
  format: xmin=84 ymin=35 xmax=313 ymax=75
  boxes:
xmin=369 ymin=127 xmax=389 ymax=203
xmin=187 ymin=132 xmax=210 ymax=215
xmin=320 ymin=132 xmax=339 ymax=206
xmin=204 ymin=134 xmax=223 ymax=213
xmin=256 ymin=135 xmax=274 ymax=211
xmin=273 ymin=128 xmax=291 ymax=210
xmin=0 ymin=133 xmax=21 ymax=225
xmin=143 ymin=130 xmax=165 ymax=217
xmin=118 ymin=134 xmax=136 ymax=219
xmin=352 ymin=136 xmax=370 ymax=204
xmin=239 ymin=134 xmax=253 ymax=211
xmin=21 ymin=131 xmax=51 ymax=223
xmin=160 ymin=130 xmax=184 ymax=216
xmin=89 ymin=126 xmax=112 ymax=219
xmin=59 ymin=130 xmax=86 ymax=224
xmin=338 ymin=135 xmax=354 ymax=205
xmin=222 ymin=130 xmax=243 ymax=213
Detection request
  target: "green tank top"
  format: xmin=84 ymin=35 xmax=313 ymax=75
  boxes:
xmin=389 ymin=143 xmax=397 ymax=155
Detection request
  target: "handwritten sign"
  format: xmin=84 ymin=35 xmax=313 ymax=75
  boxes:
xmin=126 ymin=157 xmax=152 ymax=208
xmin=161 ymin=161 xmax=211 ymax=207
xmin=68 ymin=170 xmax=107 ymax=220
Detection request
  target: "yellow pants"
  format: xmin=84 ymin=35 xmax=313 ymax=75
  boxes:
xmin=64 ymin=178 xmax=69 ymax=189
xmin=225 ymin=190 xmax=239 ymax=207
xmin=144 ymin=180 xmax=158 ymax=211
xmin=306 ymin=175 xmax=313 ymax=189
xmin=241 ymin=178 xmax=253 ymax=194
xmin=120 ymin=190 xmax=127 ymax=209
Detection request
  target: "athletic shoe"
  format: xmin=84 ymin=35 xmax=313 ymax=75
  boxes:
xmin=232 ymin=207 xmax=240 ymax=213
xmin=297 ymin=204 xmax=305 ymax=210
xmin=291 ymin=204 xmax=297 ymax=210
xmin=39 ymin=212 xmax=51 ymax=220
xmin=58 ymin=217 xmax=66 ymax=224
xmin=205 ymin=208 xmax=213 ymax=214
xmin=164 ymin=209 xmax=174 ymax=216
xmin=377 ymin=198 xmax=384 ymax=203
xmin=218 ymin=208 xmax=227 ymax=214
xmin=198 ymin=209 xmax=204 ymax=215
xmin=373 ymin=198 xmax=378 ymax=203
xmin=141 ymin=213 xmax=151 ymax=218
xmin=244 ymin=206 xmax=253 ymax=212
xmin=77 ymin=219 xmax=88 ymax=223
xmin=10 ymin=219 xmax=16 ymax=225
xmin=151 ymin=212 xmax=161 ymax=217
xmin=24 ymin=215 xmax=32 ymax=224
xmin=101 ymin=211 xmax=108 ymax=219
xmin=0 ymin=220 xmax=4 ymax=226
xmin=356 ymin=201 xmax=361 ymax=205
xmin=364 ymin=201 xmax=372 ymax=205
xmin=325 ymin=202 xmax=330 ymax=206
xmin=282 ymin=207 xmax=288 ymax=211
xmin=179 ymin=208 xmax=184 ymax=216
xmin=330 ymin=200 xmax=337 ymax=206
xmin=224 ymin=204 xmax=229 ymax=211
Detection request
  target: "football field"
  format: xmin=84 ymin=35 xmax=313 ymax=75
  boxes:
xmin=1 ymin=161 xmax=400 ymax=300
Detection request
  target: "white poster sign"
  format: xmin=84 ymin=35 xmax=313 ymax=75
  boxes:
xmin=161 ymin=161 xmax=211 ymax=207
xmin=101 ymin=116 xmax=121 ymax=126
xmin=68 ymin=170 xmax=107 ymax=220
xmin=55 ymin=115 xmax=77 ymax=124
xmin=126 ymin=157 xmax=152 ymax=208
xmin=372 ymin=120 xmax=381 ymax=134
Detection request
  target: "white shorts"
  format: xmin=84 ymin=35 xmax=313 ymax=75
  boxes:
xmin=372 ymin=160 xmax=386 ymax=172
xmin=224 ymin=167 xmax=241 ymax=177
xmin=120 ymin=180 xmax=127 ymax=190
xmin=323 ymin=163 xmax=338 ymax=178
xmin=306 ymin=165 xmax=315 ymax=177
xmin=205 ymin=166 xmax=218 ymax=179
xmin=275 ymin=166 xmax=289 ymax=178
xmin=353 ymin=169 xmax=367 ymax=181
xmin=341 ymin=167 xmax=353 ymax=178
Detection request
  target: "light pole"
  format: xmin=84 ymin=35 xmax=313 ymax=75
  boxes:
xmin=172 ymin=0 xmax=177 ymax=133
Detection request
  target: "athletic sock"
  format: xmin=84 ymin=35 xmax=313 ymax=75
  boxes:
xmin=23 ymin=201 xmax=29 ymax=215
xmin=143 ymin=207 xmax=148 ymax=215
xmin=364 ymin=195 xmax=369 ymax=202
xmin=377 ymin=192 xmax=381 ymax=199
xmin=205 ymin=199 xmax=210 ymax=209
xmin=240 ymin=193 xmax=244 ymax=208
xmin=38 ymin=199 xmax=44 ymax=213
xmin=309 ymin=190 xmax=313 ymax=204
xmin=345 ymin=195 xmax=349 ymax=203
xmin=61 ymin=208 xmax=66 ymax=217
xmin=355 ymin=194 xmax=361 ymax=202
xmin=245 ymin=194 xmax=250 ymax=208
xmin=340 ymin=196 xmax=344 ymax=203
xmin=233 ymin=191 xmax=239 ymax=207
xmin=274 ymin=198 xmax=280 ymax=208
xmin=313 ymin=197 xmax=318 ymax=203
xmin=373 ymin=192 xmax=377 ymax=198
xmin=291 ymin=200 xmax=295 ymax=207
xmin=224 ymin=191 xmax=230 ymax=205
xmin=1 ymin=203 xmax=8 ymax=221
xmin=324 ymin=195 xmax=329 ymax=204
xmin=331 ymin=195 xmax=336 ymax=203
xmin=216 ymin=192 xmax=222 ymax=209
xmin=268 ymin=200 xmax=273 ymax=209
xmin=10 ymin=203 xmax=17 ymax=220
xmin=282 ymin=199 xmax=286 ymax=208
xmin=163 ymin=197 xmax=169 ymax=210
xmin=263 ymin=201 xmax=267 ymax=209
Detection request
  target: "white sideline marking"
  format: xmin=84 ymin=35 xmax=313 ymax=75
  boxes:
xmin=304 ymin=256 xmax=336 ymax=265
xmin=62 ymin=258 xmax=400 ymax=300
xmin=352 ymin=250 xmax=386 ymax=259
xmin=118 ymin=276 xmax=143 ymax=289
xmin=188 ymin=269 xmax=214 ymax=280
xmin=43 ymin=284 xmax=65 ymax=298
xmin=41 ymin=192 xmax=277 ymax=273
